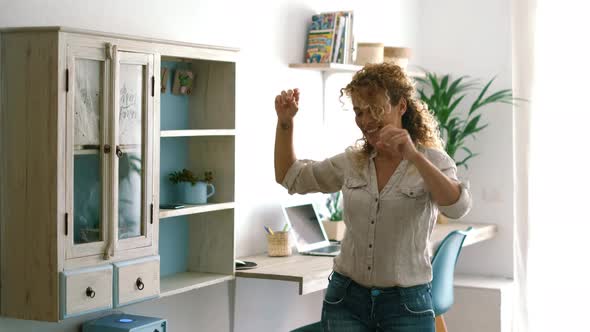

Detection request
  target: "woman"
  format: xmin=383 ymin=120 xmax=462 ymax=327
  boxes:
xmin=274 ymin=63 xmax=472 ymax=331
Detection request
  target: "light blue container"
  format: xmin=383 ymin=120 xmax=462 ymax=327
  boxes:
xmin=82 ymin=313 xmax=166 ymax=332
xmin=180 ymin=181 xmax=215 ymax=204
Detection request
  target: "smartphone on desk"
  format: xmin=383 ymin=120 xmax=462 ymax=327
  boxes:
xmin=159 ymin=204 xmax=185 ymax=209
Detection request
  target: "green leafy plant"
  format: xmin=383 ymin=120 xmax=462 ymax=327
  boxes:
xmin=326 ymin=191 xmax=343 ymax=221
xmin=168 ymin=169 xmax=213 ymax=186
xmin=179 ymin=73 xmax=191 ymax=87
xmin=416 ymin=72 xmax=517 ymax=169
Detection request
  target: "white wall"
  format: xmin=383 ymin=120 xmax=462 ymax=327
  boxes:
xmin=415 ymin=0 xmax=514 ymax=279
xmin=0 ymin=0 xmax=421 ymax=331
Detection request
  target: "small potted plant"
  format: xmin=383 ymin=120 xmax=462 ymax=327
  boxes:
xmin=322 ymin=191 xmax=346 ymax=241
xmin=168 ymin=169 xmax=215 ymax=204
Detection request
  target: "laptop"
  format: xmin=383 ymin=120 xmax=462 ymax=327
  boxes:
xmin=282 ymin=202 xmax=341 ymax=257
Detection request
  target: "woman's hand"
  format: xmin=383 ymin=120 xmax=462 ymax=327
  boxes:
xmin=376 ymin=125 xmax=419 ymax=161
xmin=275 ymin=89 xmax=299 ymax=124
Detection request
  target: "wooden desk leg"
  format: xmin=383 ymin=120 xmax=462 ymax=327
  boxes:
xmin=435 ymin=315 xmax=448 ymax=332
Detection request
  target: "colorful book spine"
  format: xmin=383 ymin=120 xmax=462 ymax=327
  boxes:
xmin=304 ymin=13 xmax=337 ymax=63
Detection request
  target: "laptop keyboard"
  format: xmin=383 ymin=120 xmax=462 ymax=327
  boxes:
xmin=313 ymin=245 xmax=340 ymax=253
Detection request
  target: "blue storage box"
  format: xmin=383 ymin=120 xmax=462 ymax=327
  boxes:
xmin=82 ymin=313 xmax=167 ymax=332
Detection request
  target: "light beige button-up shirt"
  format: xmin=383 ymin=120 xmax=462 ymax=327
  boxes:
xmin=281 ymin=146 xmax=472 ymax=288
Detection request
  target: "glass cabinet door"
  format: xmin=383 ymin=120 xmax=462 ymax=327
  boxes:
xmin=113 ymin=51 xmax=154 ymax=252
xmin=66 ymin=45 xmax=110 ymax=259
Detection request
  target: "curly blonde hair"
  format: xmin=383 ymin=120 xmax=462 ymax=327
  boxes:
xmin=340 ymin=63 xmax=443 ymax=156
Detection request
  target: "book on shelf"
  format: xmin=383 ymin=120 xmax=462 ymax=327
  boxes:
xmin=303 ymin=11 xmax=354 ymax=64
xmin=304 ymin=12 xmax=337 ymax=63
xmin=332 ymin=14 xmax=346 ymax=63
xmin=331 ymin=11 xmax=354 ymax=64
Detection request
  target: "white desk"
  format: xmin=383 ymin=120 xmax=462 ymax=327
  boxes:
xmin=236 ymin=223 xmax=497 ymax=295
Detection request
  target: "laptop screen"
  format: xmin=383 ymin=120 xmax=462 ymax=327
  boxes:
xmin=284 ymin=203 xmax=327 ymax=248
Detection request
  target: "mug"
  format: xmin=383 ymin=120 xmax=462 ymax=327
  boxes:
xmin=181 ymin=181 xmax=215 ymax=204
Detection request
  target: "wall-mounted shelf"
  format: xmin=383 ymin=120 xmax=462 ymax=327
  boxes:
xmin=289 ymin=63 xmax=425 ymax=123
xmin=289 ymin=63 xmax=363 ymax=72
xmin=159 ymin=202 xmax=235 ymax=219
xmin=160 ymin=272 xmax=234 ymax=298
xmin=160 ymin=129 xmax=236 ymax=138
xmin=289 ymin=63 xmax=425 ymax=78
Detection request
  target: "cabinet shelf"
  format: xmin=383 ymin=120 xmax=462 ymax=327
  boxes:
xmin=288 ymin=63 xmax=425 ymax=78
xmin=160 ymin=129 xmax=236 ymax=138
xmin=160 ymin=272 xmax=234 ymax=298
xmin=159 ymin=202 xmax=235 ymax=219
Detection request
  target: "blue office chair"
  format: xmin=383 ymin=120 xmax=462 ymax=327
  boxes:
xmin=291 ymin=227 xmax=472 ymax=332
xmin=431 ymin=226 xmax=472 ymax=331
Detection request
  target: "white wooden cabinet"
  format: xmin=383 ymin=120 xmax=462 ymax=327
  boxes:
xmin=1 ymin=27 xmax=238 ymax=322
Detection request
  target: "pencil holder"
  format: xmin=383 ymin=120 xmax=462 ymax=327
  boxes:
xmin=267 ymin=231 xmax=292 ymax=257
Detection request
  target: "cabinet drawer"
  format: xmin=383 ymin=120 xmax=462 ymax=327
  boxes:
xmin=114 ymin=256 xmax=160 ymax=307
xmin=60 ymin=265 xmax=113 ymax=319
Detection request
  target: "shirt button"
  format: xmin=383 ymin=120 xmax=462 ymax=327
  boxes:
xmin=375 ymin=198 xmax=378 ymax=202
xmin=368 ymin=266 xmax=371 ymax=270
xmin=371 ymin=220 xmax=375 ymax=224
xmin=369 ymin=244 xmax=372 ymax=248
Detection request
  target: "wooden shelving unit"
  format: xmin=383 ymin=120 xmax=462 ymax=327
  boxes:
xmin=158 ymin=56 xmax=236 ymax=299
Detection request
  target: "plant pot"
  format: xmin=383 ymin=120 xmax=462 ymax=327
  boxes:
xmin=322 ymin=220 xmax=346 ymax=241
xmin=179 ymin=181 xmax=215 ymax=204
xmin=355 ymin=43 xmax=384 ymax=65
xmin=383 ymin=46 xmax=412 ymax=69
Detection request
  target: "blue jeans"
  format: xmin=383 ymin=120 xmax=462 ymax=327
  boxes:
xmin=321 ymin=271 xmax=435 ymax=332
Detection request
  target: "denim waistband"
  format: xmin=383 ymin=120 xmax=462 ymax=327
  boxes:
xmin=331 ymin=270 xmax=431 ymax=297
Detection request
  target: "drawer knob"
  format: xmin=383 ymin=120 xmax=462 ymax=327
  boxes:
xmin=136 ymin=277 xmax=145 ymax=290
xmin=86 ymin=287 xmax=96 ymax=298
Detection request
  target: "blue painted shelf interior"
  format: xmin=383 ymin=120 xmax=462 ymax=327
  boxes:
xmin=159 ymin=216 xmax=189 ymax=277
xmin=160 ymin=60 xmax=191 ymax=131
xmin=159 ymin=61 xmax=192 ymax=277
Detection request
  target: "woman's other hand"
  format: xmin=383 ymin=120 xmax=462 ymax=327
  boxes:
xmin=376 ymin=124 xmax=419 ymax=161
xmin=275 ymin=89 xmax=299 ymax=123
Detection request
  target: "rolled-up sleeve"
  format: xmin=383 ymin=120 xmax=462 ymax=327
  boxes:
xmin=438 ymin=180 xmax=472 ymax=219
xmin=281 ymin=153 xmax=346 ymax=195
xmin=424 ymin=148 xmax=473 ymax=219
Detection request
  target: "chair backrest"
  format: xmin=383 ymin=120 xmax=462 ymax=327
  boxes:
xmin=431 ymin=226 xmax=472 ymax=316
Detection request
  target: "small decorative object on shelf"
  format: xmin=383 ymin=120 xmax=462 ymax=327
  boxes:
xmin=172 ymin=69 xmax=194 ymax=95
xmin=355 ymin=42 xmax=384 ymax=66
xmin=383 ymin=46 xmax=412 ymax=69
xmin=168 ymin=169 xmax=215 ymax=204
xmin=322 ymin=191 xmax=346 ymax=241
xmin=161 ymin=67 xmax=169 ymax=93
